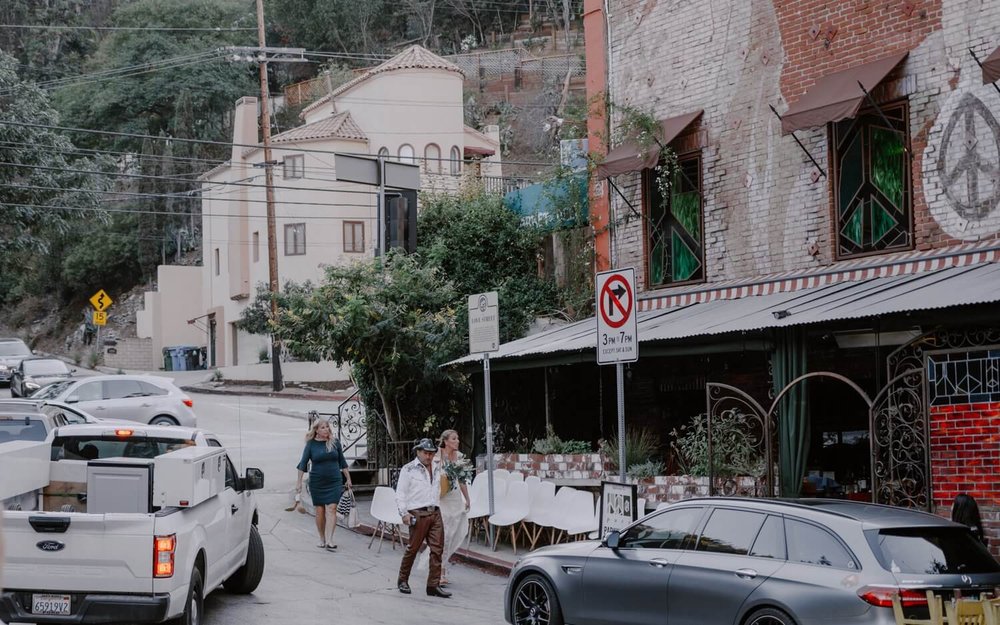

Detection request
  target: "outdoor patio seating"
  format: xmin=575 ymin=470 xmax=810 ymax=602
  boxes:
xmin=508 ymin=470 xmax=525 ymax=482
xmin=890 ymin=590 xmax=946 ymax=625
xmin=367 ymin=486 xmax=403 ymax=553
xmin=487 ymin=480 xmax=532 ymax=554
xmin=557 ymin=490 xmax=598 ymax=541
xmin=522 ymin=479 xmax=556 ymax=550
xmin=946 ymin=597 xmax=991 ymax=625
xmin=533 ymin=486 xmax=579 ymax=544
xmin=468 ymin=475 xmax=508 ymax=545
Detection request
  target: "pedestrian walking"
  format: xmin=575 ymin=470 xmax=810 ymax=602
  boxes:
xmin=951 ymin=493 xmax=988 ymax=547
xmin=396 ymin=438 xmax=451 ymax=598
xmin=415 ymin=430 xmax=471 ymax=586
xmin=296 ymin=419 xmax=352 ymax=551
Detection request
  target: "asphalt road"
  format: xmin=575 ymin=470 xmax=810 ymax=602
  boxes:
xmin=1 ymin=387 xmax=510 ymax=625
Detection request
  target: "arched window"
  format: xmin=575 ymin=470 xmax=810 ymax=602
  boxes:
xmin=377 ymin=146 xmax=390 ymax=159
xmin=424 ymin=144 xmax=441 ymax=173
xmin=398 ymin=144 xmax=415 ymax=165
xmin=450 ymin=146 xmax=462 ymax=175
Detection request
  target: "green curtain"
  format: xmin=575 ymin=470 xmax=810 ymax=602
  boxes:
xmin=773 ymin=327 xmax=809 ymax=497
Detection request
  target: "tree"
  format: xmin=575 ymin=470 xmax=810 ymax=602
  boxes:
xmin=271 ymin=251 xmax=460 ymax=442
xmin=0 ymin=50 xmax=111 ymax=304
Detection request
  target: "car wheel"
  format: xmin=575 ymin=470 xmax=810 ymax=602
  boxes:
xmin=511 ymin=573 xmax=563 ymax=625
xmin=746 ymin=607 xmax=796 ymax=625
xmin=150 ymin=415 xmax=179 ymax=425
xmin=223 ymin=524 xmax=265 ymax=594
xmin=169 ymin=567 xmax=203 ymax=625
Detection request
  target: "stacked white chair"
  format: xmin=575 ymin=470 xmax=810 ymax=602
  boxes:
xmin=522 ymin=480 xmax=556 ymax=550
xmin=524 ymin=475 xmax=541 ymax=485
xmin=467 ymin=475 xmax=508 ymax=545
xmin=487 ymin=480 xmax=532 ymax=554
xmin=492 ymin=468 xmax=511 ymax=481
xmin=368 ymin=486 xmax=403 ymax=553
xmin=561 ymin=490 xmax=598 ymax=540
xmin=508 ymin=471 xmax=525 ymax=482
xmin=533 ymin=486 xmax=579 ymax=544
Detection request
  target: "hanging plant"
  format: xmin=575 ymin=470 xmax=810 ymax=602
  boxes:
xmin=610 ymin=104 xmax=680 ymax=201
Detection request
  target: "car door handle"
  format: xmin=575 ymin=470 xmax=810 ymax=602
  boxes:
xmin=649 ymin=558 xmax=670 ymax=568
xmin=231 ymin=505 xmax=239 ymax=515
xmin=735 ymin=568 xmax=758 ymax=579
xmin=94 ymin=406 xmax=105 ymax=411
xmin=141 ymin=403 xmax=152 ymax=407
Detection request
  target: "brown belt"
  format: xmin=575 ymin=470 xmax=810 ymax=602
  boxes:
xmin=409 ymin=506 xmax=439 ymax=515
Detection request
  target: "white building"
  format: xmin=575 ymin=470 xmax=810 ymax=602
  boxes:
xmin=194 ymin=45 xmax=502 ymax=378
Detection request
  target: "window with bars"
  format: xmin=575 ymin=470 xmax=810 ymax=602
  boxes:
xmin=831 ymin=101 xmax=912 ymax=258
xmin=343 ymin=220 xmax=364 ymax=253
xmin=284 ymin=223 xmax=306 ymax=255
xmin=645 ymin=154 xmax=704 ymax=287
xmin=283 ymin=154 xmax=304 ymax=179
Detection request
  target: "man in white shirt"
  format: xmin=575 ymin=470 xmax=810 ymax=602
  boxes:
xmin=395 ymin=438 xmax=451 ymax=598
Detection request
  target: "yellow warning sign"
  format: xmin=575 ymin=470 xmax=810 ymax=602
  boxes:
xmin=89 ymin=289 xmax=113 ymax=312
xmin=93 ymin=310 xmax=107 ymax=326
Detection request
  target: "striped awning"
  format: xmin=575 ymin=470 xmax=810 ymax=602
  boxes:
xmin=446 ymin=258 xmax=1000 ymax=368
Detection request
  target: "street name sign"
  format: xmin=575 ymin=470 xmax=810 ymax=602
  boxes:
xmin=595 ymin=268 xmax=638 ymax=364
xmin=89 ymin=289 xmax=113 ymax=313
xmin=468 ymin=291 xmax=500 ymax=354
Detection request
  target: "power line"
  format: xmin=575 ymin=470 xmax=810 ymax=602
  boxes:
xmin=3 ymin=201 xmax=374 ymax=221
xmin=0 ymin=24 xmax=256 ymax=32
xmin=0 ymin=139 xmax=226 ymax=169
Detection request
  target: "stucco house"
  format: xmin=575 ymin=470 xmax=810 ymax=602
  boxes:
xmin=137 ymin=45 xmax=502 ymax=380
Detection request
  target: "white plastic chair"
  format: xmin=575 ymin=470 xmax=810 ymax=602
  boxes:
xmin=656 ymin=501 xmax=671 ymax=511
xmin=468 ymin=477 xmax=508 ymax=545
xmin=561 ymin=491 xmax=598 ymax=539
xmin=493 ymin=468 xmax=511 ymax=481
xmin=368 ymin=486 xmax=403 ymax=553
xmin=508 ymin=471 xmax=525 ymax=482
xmin=637 ymin=498 xmax=647 ymax=518
xmin=522 ymin=480 xmax=556 ymax=550
xmin=488 ymin=480 xmax=532 ymax=554
xmin=524 ymin=475 xmax=541 ymax=485
xmin=533 ymin=486 xmax=579 ymax=544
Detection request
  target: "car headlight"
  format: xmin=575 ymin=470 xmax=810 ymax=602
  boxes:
xmin=0 ymin=364 xmax=8 ymax=372
xmin=25 ymin=379 xmax=40 ymax=390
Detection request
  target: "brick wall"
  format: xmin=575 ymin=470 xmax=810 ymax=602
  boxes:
xmin=929 ymin=400 xmax=1000 ymax=556
xmin=103 ymin=338 xmax=157 ymax=371
xmin=605 ymin=0 xmax=1000 ymax=295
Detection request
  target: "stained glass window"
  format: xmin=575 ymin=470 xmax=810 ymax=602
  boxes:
xmin=646 ymin=154 xmax=703 ymax=287
xmin=832 ymin=102 xmax=911 ymax=258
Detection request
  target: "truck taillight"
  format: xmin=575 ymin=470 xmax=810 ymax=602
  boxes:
xmin=858 ymin=586 xmax=929 ymax=608
xmin=154 ymin=534 xmax=176 ymax=578
xmin=182 ymin=398 xmax=193 ymax=408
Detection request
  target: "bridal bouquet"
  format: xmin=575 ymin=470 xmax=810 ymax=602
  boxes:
xmin=443 ymin=458 xmax=475 ymax=491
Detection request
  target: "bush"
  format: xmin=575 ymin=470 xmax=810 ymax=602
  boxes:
xmin=87 ymin=350 xmax=102 ymax=369
xmin=670 ymin=412 xmax=766 ymax=478
xmin=602 ymin=428 xmax=659 ymax=471
xmin=532 ymin=426 xmax=591 ymax=455
xmin=627 ymin=460 xmax=665 ymax=479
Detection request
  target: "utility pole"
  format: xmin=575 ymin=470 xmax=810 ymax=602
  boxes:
xmin=255 ymin=0 xmax=283 ymax=391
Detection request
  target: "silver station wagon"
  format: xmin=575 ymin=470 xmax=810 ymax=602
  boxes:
xmin=504 ymin=498 xmax=1000 ymax=625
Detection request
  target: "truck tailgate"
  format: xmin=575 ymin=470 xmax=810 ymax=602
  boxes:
xmin=4 ymin=512 xmax=156 ymax=593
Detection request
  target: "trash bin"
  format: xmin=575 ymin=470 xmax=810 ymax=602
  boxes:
xmin=165 ymin=346 xmax=186 ymax=372
xmin=162 ymin=347 xmax=173 ymax=372
xmin=181 ymin=347 xmax=200 ymax=371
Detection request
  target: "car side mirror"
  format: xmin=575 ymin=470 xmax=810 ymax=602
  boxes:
xmin=243 ymin=467 xmax=264 ymax=491
xmin=604 ymin=530 xmax=621 ymax=550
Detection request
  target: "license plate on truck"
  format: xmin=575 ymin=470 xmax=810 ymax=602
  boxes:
xmin=32 ymin=593 xmax=71 ymax=615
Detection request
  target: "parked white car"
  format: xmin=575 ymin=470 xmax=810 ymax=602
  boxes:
xmin=31 ymin=375 xmax=198 ymax=427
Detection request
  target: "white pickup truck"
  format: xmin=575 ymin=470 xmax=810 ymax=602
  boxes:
xmin=0 ymin=423 xmax=265 ymax=624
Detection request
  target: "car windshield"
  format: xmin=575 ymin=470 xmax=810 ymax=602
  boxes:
xmin=0 ymin=417 xmax=47 ymax=442
xmin=868 ymin=527 xmax=1000 ymax=575
xmin=32 ymin=380 xmax=74 ymax=399
xmin=24 ymin=360 xmax=69 ymax=376
xmin=52 ymin=435 xmax=195 ymax=460
xmin=0 ymin=342 xmax=30 ymax=357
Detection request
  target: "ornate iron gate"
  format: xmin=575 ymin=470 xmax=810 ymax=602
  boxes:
xmin=869 ymin=368 xmax=928 ymax=509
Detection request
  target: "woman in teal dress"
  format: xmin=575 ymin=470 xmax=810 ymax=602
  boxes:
xmin=295 ymin=419 xmax=352 ymax=551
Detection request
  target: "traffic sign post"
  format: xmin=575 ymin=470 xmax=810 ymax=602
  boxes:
xmin=595 ymin=268 xmax=638 ymax=482
xmin=89 ymin=289 xmax=113 ymax=357
xmin=468 ymin=292 xmax=499 ymax=546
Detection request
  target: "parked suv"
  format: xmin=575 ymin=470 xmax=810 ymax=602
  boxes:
xmin=0 ymin=338 xmax=32 ymax=386
xmin=37 ymin=374 xmax=197 ymax=427
xmin=505 ymin=497 xmax=1000 ymax=625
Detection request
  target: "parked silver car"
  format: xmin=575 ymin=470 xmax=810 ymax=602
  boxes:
xmin=9 ymin=357 xmax=74 ymax=397
xmin=0 ymin=338 xmax=33 ymax=386
xmin=504 ymin=497 xmax=1000 ymax=625
xmin=34 ymin=374 xmax=198 ymax=427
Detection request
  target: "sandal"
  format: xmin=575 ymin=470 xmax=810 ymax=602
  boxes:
xmin=317 ymin=541 xmax=327 ymax=549
xmin=326 ymin=544 xmax=338 ymax=551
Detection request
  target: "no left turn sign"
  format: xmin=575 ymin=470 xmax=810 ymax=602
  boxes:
xmin=596 ymin=267 xmax=638 ymax=364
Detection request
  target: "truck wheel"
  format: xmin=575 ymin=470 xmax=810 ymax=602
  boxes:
xmin=223 ymin=524 xmax=264 ymax=594
xmin=170 ymin=567 xmax=203 ymax=625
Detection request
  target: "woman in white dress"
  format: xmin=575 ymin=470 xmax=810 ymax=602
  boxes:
xmin=416 ymin=429 xmax=470 ymax=586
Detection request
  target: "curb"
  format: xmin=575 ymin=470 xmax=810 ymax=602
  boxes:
xmin=349 ymin=522 xmax=514 ymax=577
xmin=179 ymin=384 xmax=349 ymax=402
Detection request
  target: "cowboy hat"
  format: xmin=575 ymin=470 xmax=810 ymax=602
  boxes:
xmin=412 ymin=438 xmax=437 ymax=452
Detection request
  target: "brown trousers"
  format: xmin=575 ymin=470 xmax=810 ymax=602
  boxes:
xmin=398 ymin=509 xmax=444 ymax=588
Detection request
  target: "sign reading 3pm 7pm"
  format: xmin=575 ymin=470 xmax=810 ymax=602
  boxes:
xmin=595 ymin=268 xmax=638 ymax=365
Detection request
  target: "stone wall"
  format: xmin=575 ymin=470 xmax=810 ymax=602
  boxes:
xmin=103 ymin=338 xmax=156 ymax=371
xmin=605 ymin=0 xmax=1000 ymax=295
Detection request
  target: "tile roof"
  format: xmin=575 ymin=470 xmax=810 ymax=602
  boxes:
xmin=301 ymin=45 xmax=464 ymax=117
xmin=240 ymin=111 xmax=367 ymax=158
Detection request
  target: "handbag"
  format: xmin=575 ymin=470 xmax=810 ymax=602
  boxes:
xmin=336 ymin=488 xmax=355 ymax=517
